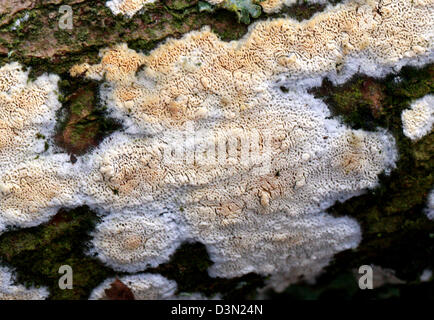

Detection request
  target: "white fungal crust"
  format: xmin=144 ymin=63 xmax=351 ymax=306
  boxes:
xmin=0 ymin=63 xmax=77 ymax=232
xmin=0 ymin=62 xmax=61 ymax=167
xmin=71 ymin=0 xmax=431 ymax=284
xmin=1 ymin=0 xmax=433 ymax=291
xmin=0 ymin=266 xmax=49 ymax=300
xmin=88 ymin=212 xmax=185 ymax=272
xmin=208 ymin=214 xmax=362 ymax=288
xmin=0 ymin=156 xmax=79 ymax=230
xmin=105 ymin=0 xmax=156 ymax=17
xmin=425 ymin=189 xmax=434 ymax=220
xmin=73 ymin=0 xmax=434 ymax=136
xmin=89 ymin=274 xmax=177 ymax=300
xmin=401 ymin=95 xmax=434 ymax=141
xmin=257 ymin=0 xmax=301 ymax=13
xmin=73 ymin=0 xmax=412 ymax=280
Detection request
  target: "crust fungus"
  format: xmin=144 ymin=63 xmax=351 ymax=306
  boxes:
xmin=0 ymin=63 xmax=74 ymax=232
xmin=69 ymin=0 xmax=434 ymax=285
xmin=106 ymin=0 xmax=157 ymax=17
xmin=73 ymin=0 xmax=433 ymax=135
xmin=401 ymin=95 xmax=434 ymax=141
xmin=88 ymin=212 xmax=185 ymax=272
xmin=208 ymin=0 xmax=328 ymax=14
xmin=0 ymin=0 xmax=432 ymax=291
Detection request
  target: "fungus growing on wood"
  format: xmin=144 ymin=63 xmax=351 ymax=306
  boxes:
xmin=401 ymin=95 xmax=434 ymax=141
xmin=1 ymin=0 xmax=432 ymax=291
xmin=0 ymin=63 xmax=74 ymax=232
xmin=106 ymin=0 xmax=157 ymax=17
xmin=88 ymin=212 xmax=185 ymax=272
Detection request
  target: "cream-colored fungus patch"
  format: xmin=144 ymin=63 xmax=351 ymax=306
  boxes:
xmin=0 ymin=0 xmax=433 ymax=292
xmin=0 ymin=62 xmax=61 ymax=167
xmin=73 ymin=0 xmax=433 ymax=136
xmin=88 ymin=212 xmax=185 ymax=272
xmin=0 ymin=63 xmax=78 ymax=232
xmin=0 ymin=156 xmax=79 ymax=230
xmin=106 ymin=0 xmax=157 ymax=17
xmin=401 ymin=95 xmax=434 ymax=141
xmin=69 ymin=0 xmax=432 ymax=285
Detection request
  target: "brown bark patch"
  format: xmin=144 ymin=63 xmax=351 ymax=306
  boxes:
xmin=105 ymin=279 xmax=135 ymax=300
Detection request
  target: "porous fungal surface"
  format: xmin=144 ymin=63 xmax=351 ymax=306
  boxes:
xmin=401 ymin=95 xmax=434 ymax=141
xmin=88 ymin=212 xmax=186 ymax=272
xmin=0 ymin=0 xmax=433 ymax=293
xmin=106 ymin=0 xmax=157 ymax=17
xmin=72 ymin=0 xmax=434 ymax=137
xmin=0 ymin=63 xmax=77 ymax=233
xmin=0 ymin=62 xmax=60 ymax=168
xmin=0 ymin=266 xmax=49 ymax=300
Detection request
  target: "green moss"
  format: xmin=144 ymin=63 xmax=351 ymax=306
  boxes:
xmin=128 ymin=38 xmax=160 ymax=53
xmin=54 ymin=30 xmax=73 ymax=45
xmin=311 ymin=64 xmax=434 ymax=130
xmin=69 ymin=87 xmax=95 ymax=116
xmin=0 ymin=207 xmax=115 ymax=300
